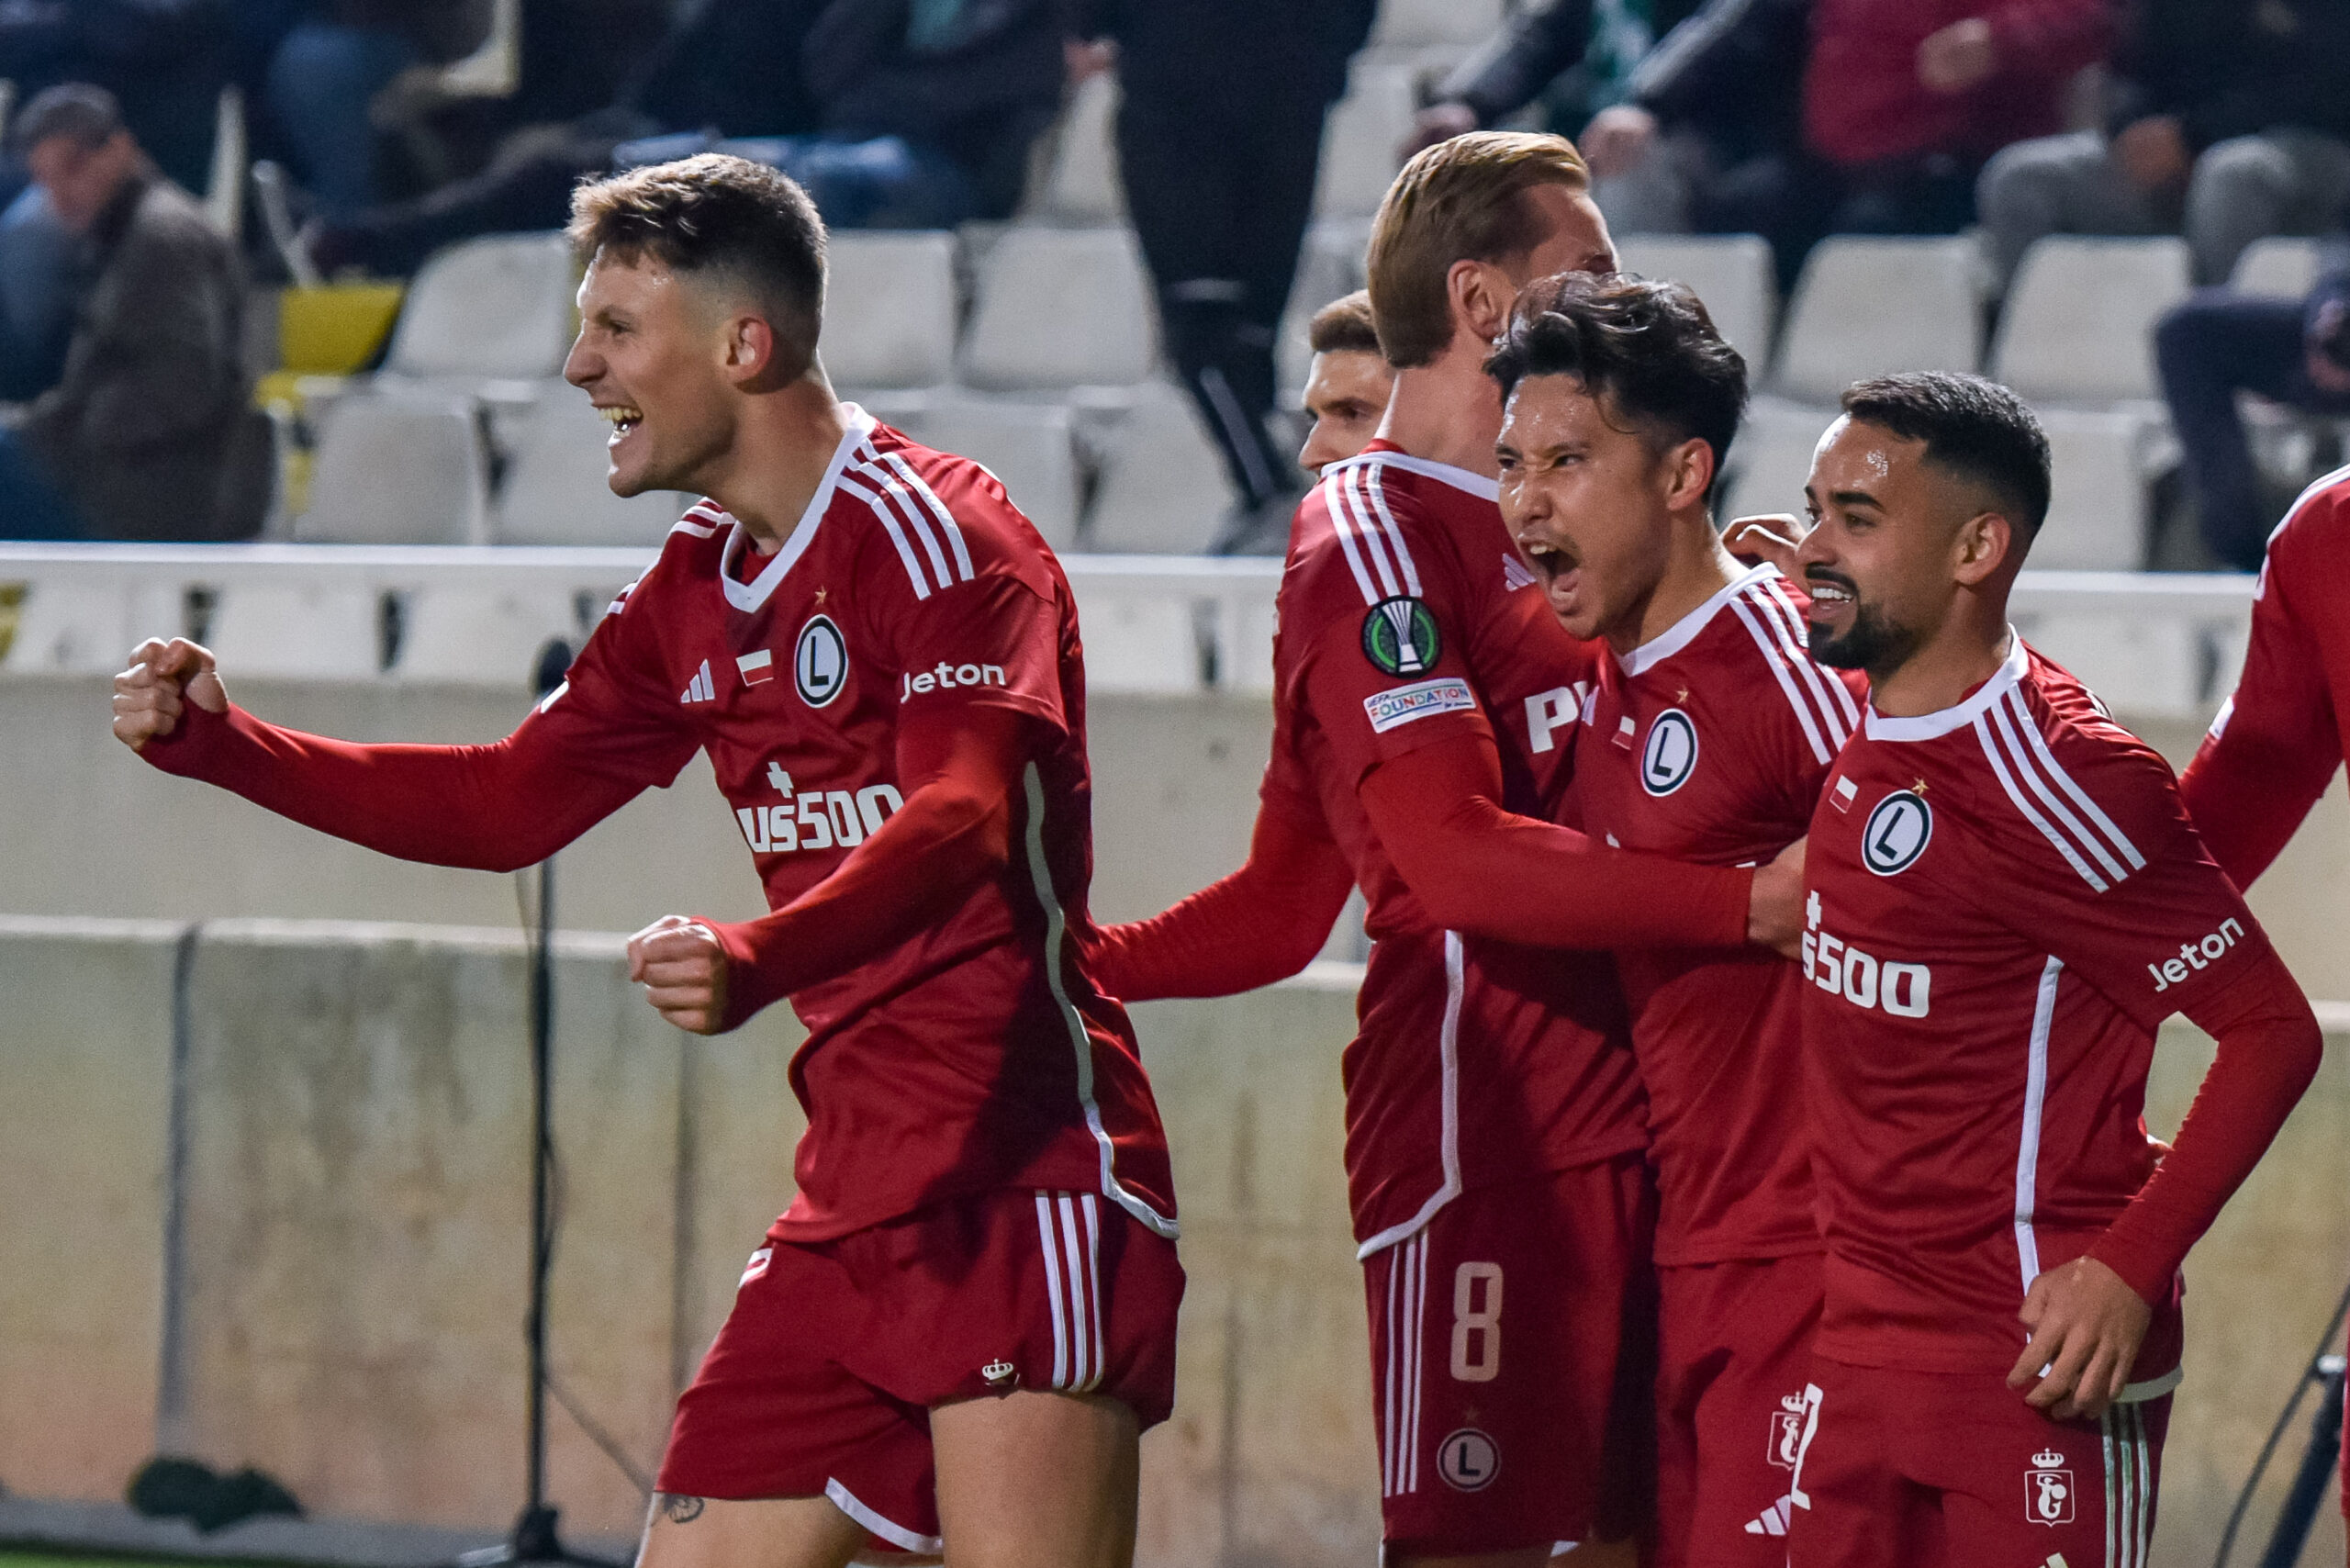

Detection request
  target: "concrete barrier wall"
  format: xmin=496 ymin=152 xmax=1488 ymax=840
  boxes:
xmin=7 ymin=677 xmax=2346 ymax=991
xmin=2 ymin=915 xmax=2345 ymax=1567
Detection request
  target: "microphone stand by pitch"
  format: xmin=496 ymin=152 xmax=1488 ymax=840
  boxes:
xmin=446 ymin=641 xmax=626 ymax=1568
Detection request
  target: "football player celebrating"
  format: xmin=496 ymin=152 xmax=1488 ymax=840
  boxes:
xmin=109 ymin=155 xmax=1181 ymax=1568
xmin=1297 ymin=290 xmax=1394 ymax=472
xmin=1492 ymin=273 xmax=1863 ymax=1563
xmin=1091 ymin=133 xmax=1801 ymax=1568
xmin=1780 ymin=373 xmax=2320 ymax=1565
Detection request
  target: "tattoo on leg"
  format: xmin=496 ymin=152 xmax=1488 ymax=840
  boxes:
xmin=659 ymin=1494 xmax=705 ymax=1525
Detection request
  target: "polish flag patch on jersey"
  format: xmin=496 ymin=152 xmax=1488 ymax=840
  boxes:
xmin=737 ymin=649 xmax=777 ymax=687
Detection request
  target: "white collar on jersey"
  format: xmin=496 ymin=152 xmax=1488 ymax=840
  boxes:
xmin=1617 ymin=560 xmax=1782 ymax=678
xmin=717 ymin=401 xmax=878 ymax=613
xmin=1862 ymin=631 xmax=2028 ymax=742
xmin=1319 ymin=447 xmax=1502 ymax=502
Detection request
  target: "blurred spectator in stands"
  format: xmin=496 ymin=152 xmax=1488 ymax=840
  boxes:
xmin=1298 ymin=289 xmax=1393 ymax=472
xmin=2154 ymin=258 xmax=2350 ymax=568
xmin=1414 ymin=0 xmax=2107 ymax=289
xmin=0 ymin=0 xmax=234 ymax=391
xmin=1077 ymin=0 xmax=1377 ymax=543
xmin=304 ymin=0 xmax=1069 ymax=278
xmin=0 ymin=88 xmax=268 ymax=542
xmin=1405 ymin=0 xmax=1704 ymax=233
xmin=0 ymin=0 xmax=232 ymax=193
xmin=258 ymin=1 xmax=492 ymax=219
xmin=1979 ymin=0 xmax=2350 ymax=289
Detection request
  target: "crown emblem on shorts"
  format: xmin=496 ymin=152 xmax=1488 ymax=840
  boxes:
xmin=1780 ymin=1393 xmax=1808 ymax=1415
xmin=2031 ymin=1449 xmax=2065 ymax=1470
xmin=982 ymin=1360 xmax=1016 ymax=1384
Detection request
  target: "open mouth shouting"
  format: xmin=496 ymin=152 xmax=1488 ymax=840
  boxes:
xmin=1518 ymin=534 xmax=1584 ymax=620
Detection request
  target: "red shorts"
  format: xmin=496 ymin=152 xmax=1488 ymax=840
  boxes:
xmin=658 ymin=1186 xmax=1183 ymax=1554
xmin=1654 ymin=1251 xmax=1822 ymax=1567
xmin=1784 ymin=1359 xmax=2172 ymax=1567
xmin=1362 ymin=1157 xmax=1656 ymax=1557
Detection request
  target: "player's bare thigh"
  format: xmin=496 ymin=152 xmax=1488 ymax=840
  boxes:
xmin=636 ymin=1492 xmax=879 ymax=1568
xmin=932 ymin=1389 xmax=1140 ymax=1568
xmin=641 ymin=1392 xmax=1141 ymax=1568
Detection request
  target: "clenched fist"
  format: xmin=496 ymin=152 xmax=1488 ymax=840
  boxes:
xmin=113 ymin=637 xmax=227 ymax=752
xmin=628 ymin=914 xmax=732 ymax=1035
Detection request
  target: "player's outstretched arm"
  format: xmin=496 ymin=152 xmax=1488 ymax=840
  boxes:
xmin=1087 ymin=790 xmax=1357 ymax=1003
xmin=2009 ymin=943 xmax=2321 ymax=1420
xmin=641 ymin=704 xmax=1026 ymax=1035
xmin=114 ymin=637 xmax=646 ymax=871
xmin=1358 ymin=731 xmax=1793 ymax=953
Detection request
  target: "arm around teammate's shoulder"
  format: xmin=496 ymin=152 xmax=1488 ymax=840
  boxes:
xmin=115 ymin=636 xmax=658 ymax=871
xmin=1359 ymin=730 xmax=1772 ymax=951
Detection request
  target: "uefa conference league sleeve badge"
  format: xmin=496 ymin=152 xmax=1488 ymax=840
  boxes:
xmin=1362 ymin=597 xmax=1441 ymax=678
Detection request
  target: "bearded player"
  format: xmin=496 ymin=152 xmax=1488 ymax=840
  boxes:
xmin=1091 ymin=134 xmax=1802 ymax=1566
xmin=1492 ymin=273 xmax=1863 ymax=1564
xmin=1774 ymin=373 xmax=2319 ymax=1564
xmin=109 ymin=155 xmax=1181 ymax=1568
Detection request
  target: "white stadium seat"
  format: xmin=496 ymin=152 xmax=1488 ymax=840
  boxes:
xmin=2031 ymin=407 xmax=2171 ymax=571
xmin=206 ymin=579 xmax=381 ymax=679
xmin=1988 ymin=236 xmax=2190 ymax=403
xmin=1718 ymin=398 xmax=1833 ymax=526
xmin=821 ymin=231 xmax=959 ymax=391
xmin=493 ymin=382 xmax=694 ymax=546
xmin=894 ymin=398 xmax=1084 ymax=552
xmin=1773 ymin=236 xmax=1984 ymax=402
xmin=393 ymin=584 xmax=598 ymax=686
xmin=2231 ymin=236 xmax=2323 ymax=299
xmin=383 ymin=231 xmax=576 ymax=381
xmin=1030 ymin=72 xmax=1125 ymax=221
xmin=960 ymin=226 xmax=1157 ymax=389
xmin=1371 ymin=0 xmax=1505 ymax=46
xmin=297 ymin=388 xmax=489 ymax=545
xmin=1086 ymin=378 xmax=1237 ymax=554
xmin=1315 ymin=65 xmax=1417 ymax=218
xmin=1614 ymin=234 xmax=1777 ymax=370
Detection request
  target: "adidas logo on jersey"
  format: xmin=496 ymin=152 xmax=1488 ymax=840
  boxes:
xmin=1501 ymin=553 xmax=1539 ymax=591
xmin=1743 ymin=1495 xmax=1794 ymax=1537
xmin=679 ymin=659 xmax=715 ymax=704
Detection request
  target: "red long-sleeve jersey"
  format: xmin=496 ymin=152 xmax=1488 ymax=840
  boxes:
xmin=140 ymin=407 xmax=1178 ymax=1246
xmin=1804 ymin=637 xmax=2317 ymax=1380
xmin=2180 ymin=465 xmax=2350 ymax=885
xmin=1093 ymin=442 xmax=1753 ymax=1256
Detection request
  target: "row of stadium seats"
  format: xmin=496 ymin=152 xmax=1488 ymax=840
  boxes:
xmin=278 ymin=217 xmax=2328 ymax=566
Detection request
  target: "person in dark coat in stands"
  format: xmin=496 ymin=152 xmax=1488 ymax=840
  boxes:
xmin=0 ymin=87 xmax=270 ymax=542
xmin=1075 ymin=0 xmax=1377 ymax=548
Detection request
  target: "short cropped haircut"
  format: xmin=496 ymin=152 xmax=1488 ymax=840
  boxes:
xmin=1308 ymin=290 xmax=1382 ymax=358
xmin=14 ymin=84 xmax=123 ymax=156
xmin=1367 ymin=131 xmax=1590 ymax=369
xmin=568 ymin=153 xmax=827 ymax=378
xmin=1485 ymin=272 xmax=1747 ymax=476
xmin=1841 ymin=372 xmax=2052 ymax=536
